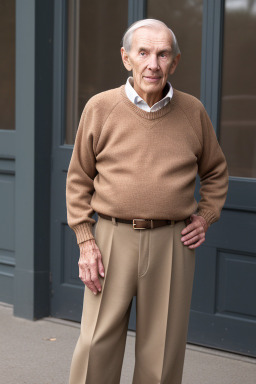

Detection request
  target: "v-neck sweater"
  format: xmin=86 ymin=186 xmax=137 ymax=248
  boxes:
xmin=66 ymin=85 xmax=228 ymax=243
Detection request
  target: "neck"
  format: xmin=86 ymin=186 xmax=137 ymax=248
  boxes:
xmin=133 ymin=82 xmax=169 ymax=107
xmin=139 ymin=90 xmax=164 ymax=107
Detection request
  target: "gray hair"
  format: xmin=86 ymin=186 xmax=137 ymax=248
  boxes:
xmin=122 ymin=19 xmax=181 ymax=57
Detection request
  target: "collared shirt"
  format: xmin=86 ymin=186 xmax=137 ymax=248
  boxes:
xmin=125 ymin=76 xmax=173 ymax=112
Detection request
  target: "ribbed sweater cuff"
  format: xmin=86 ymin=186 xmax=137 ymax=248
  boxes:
xmin=73 ymin=222 xmax=95 ymax=244
xmin=197 ymin=209 xmax=217 ymax=226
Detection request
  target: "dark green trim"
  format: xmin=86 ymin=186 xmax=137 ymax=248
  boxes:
xmin=128 ymin=0 xmax=147 ymax=26
xmin=13 ymin=0 xmax=53 ymax=320
xmin=52 ymin=0 xmax=67 ymax=149
xmin=14 ymin=0 xmax=36 ymax=319
xmin=200 ymin=0 xmax=225 ymax=134
xmin=33 ymin=0 xmax=54 ymax=318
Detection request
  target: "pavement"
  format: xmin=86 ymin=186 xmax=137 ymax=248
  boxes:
xmin=0 ymin=302 xmax=255 ymax=384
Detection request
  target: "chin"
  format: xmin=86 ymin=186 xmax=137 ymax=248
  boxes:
xmin=145 ymin=83 xmax=163 ymax=91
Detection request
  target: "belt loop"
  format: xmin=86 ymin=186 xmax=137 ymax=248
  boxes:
xmin=112 ymin=217 xmax=117 ymax=226
xmin=150 ymin=220 xmax=154 ymax=229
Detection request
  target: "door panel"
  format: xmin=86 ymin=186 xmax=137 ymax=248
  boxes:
xmin=50 ymin=146 xmax=98 ymax=320
xmin=50 ymin=149 xmax=85 ymax=320
xmin=189 ymin=209 xmax=256 ymax=356
xmin=0 ymin=141 xmax=15 ymax=304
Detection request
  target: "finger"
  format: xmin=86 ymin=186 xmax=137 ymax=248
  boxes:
xmin=86 ymin=281 xmax=98 ymax=295
xmin=89 ymin=261 xmax=102 ymax=292
xmin=84 ymin=268 xmax=98 ymax=295
xmin=98 ymin=255 xmax=105 ymax=278
xmin=181 ymin=221 xmax=200 ymax=235
xmin=188 ymin=237 xmax=205 ymax=249
xmin=183 ymin=233 xmax=204 ymax=246
xmin=78 ymin=258 xmax=88 ymax=270
xmin=91 ymin=276 xmax=102 ymax=293
xmin=79 ymin=265 xmax=88 ymax=284
xmin=85 ymin=267 xmax=91 ymax=283
xmin=78 ymin=261 xmax=87 ymax=281
xmin=181 ymin=228 xmax=203 ymax=242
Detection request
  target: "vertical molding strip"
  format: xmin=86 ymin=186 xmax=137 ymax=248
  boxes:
xmin=128 ymin=0 xmax=147 ymax=26
xmin=52 ymin=0 xmax=67 ymax=150
xmin=14 ymin=0 xmax=35 ymax=319
xmin=65 ymin=0 xmax=80 ymax=144
xmin=200 ymin=0 xmax=225 ymax=134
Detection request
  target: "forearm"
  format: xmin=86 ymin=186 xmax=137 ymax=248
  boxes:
xmin=197 ymin=109 xmax=229 ymax=226
xmin=66 ymin=105 xmax=98 ymax=243
xmin=66 ymin=165 xmax=96 ymax=242
xmin=197 ymin=159 xmax=229 ymax=225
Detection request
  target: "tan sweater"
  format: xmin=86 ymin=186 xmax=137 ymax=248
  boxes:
xmin=66 ymin=85 xmax=228 ymax=243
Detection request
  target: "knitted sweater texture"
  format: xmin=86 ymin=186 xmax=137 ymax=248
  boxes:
xmin=66 ymin=85 xmax=228 ymax=243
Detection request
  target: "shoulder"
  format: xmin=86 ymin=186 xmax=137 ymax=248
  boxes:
xmin=78 ymin=87 xmax=124 ymax=147
xmin=172 ymin=89 xmax=205 ymax=112
xmin=172 ymin=88 xmax=210 ymax=127
xmin=172 ymin=89 xmax=214 ymax=147
xmin=84 ymin=86 xmax=123 ymax=115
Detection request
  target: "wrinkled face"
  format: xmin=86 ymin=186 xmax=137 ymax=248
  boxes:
xmin=121 ymin=26 xmax=180 ymax=101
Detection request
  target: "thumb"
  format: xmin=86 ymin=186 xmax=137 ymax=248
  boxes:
xmin=98 ymin=256 xmax=105 ymax=277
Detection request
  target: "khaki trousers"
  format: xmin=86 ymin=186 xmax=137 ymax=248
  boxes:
xmin=69 ymin=215 xmax=195 ymax=384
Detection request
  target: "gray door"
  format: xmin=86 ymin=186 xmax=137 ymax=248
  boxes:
xmin=188 ymin=195 xmax=256 ymax=357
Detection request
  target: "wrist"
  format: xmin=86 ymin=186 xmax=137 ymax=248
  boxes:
xmin=196 ymin=215 xmax=209 ymax=232
xmin=79 ymin=239 xmax=97 ymax=251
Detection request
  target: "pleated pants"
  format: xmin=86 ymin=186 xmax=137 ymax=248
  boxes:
xmin=69 ymin=215 xmax=195 ymax=384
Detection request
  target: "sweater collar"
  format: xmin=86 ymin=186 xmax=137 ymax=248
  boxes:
xmin=120 ymin=85 xmax=175 ymax=121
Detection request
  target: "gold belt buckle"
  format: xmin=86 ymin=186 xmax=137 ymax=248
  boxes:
xmin=133 ymin=219 xmax=148 ymax=229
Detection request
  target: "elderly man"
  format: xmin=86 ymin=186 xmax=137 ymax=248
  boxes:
xmin=67 ymin=19 xmax=228 ymax=384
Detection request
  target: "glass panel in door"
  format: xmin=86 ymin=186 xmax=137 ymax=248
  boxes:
xmin=219 ymin=0 xmax=256 ymax=178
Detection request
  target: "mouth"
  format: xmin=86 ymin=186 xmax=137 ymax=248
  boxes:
xmin=143 ymin=76 xmax=161 ymax=83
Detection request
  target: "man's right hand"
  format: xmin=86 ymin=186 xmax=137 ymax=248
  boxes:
xmin=78 ymin=239 xmax=105 ymax=295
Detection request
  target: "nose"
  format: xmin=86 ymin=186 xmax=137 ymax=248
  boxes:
xmin=147 ymin=55 xmax=159 ymax=71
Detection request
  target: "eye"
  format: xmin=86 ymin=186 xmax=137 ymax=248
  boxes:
xmin=139 ymin=51 xmax=146 ymax=56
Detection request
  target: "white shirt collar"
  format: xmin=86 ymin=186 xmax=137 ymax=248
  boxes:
xmin=125 ymin=76 xmax=173 ymax=112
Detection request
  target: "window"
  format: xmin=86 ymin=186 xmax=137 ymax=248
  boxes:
xmin=65 ymin=0 xmax=128 ymax=144
xmin=219 ymin=0 xmax=256 ymax=178
xmin=147 ymin=0 xmax=203 ymax=99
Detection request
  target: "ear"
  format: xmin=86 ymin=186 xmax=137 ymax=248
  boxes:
xmin=121 ymin=47 xmax=133 ymax=71
xmin=169 ymin=53 xmax=181 ymax=75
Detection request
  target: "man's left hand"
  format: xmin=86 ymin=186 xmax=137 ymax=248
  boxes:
xmin=181 ymin=214 xmax=209 ymax=249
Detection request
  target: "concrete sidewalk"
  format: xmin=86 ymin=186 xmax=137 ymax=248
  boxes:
xmin=0 ymin=302 xmax=255 ymax=384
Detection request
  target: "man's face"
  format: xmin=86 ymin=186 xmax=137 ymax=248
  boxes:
xmin=121 ymin=26 xmax=180 ymax=104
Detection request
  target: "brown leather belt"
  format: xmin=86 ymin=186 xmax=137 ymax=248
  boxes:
xmin=98 ymin=213 xmax=191 ymax=230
